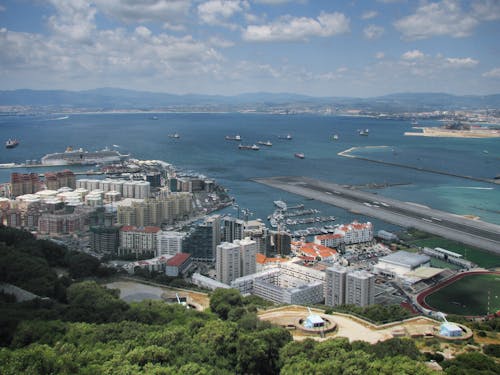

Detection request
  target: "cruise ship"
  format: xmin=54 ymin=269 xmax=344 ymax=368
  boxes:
xmin=41 ymin=147 xmax=129 ymax=166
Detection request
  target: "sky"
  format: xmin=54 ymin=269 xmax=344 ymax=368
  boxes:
xmin=0 ymin=0 xmax=499 ymax=97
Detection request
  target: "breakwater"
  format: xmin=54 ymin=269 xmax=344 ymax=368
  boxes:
xmin=338 ymin=147 xmax=499 ymax=185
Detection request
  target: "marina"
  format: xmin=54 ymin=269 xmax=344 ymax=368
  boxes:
xmin=255 ymin=176 xmax=500 ymax=254
xmin=268 ymin=200 xmax=336 ymax=238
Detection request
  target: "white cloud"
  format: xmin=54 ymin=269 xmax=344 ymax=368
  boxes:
xmin=394 ymin=0 xmax=478 ymax=40
xmin=401 ymin=49 xmax=425 ymax=60
xmin=363 ymin=25 xmax=384 ymax=39
xmin=135 ymin=26 xmax=152 ymax=39
xmin=445 ymin=57 xmax=479 ymax=68
xmin=482 ymin=67 xmax=500 ymax=78
xmin=47 ymin=0 xmax=97 ymax=44
xmin=253 ymin=0 xmax=298 ymax=4
xmin=375 ymin=52 xmax=385 ymax=59
xmin=472 ymin=0 xmax=500 ymax=21
xmin=361 ymin=11 xmax=378 ymax=20
xmin=198 ymin=0 xmax=249 ymax=27
xmin=93 ymin=0 xmax=191 ymax=24
xmin=0 ymin=22 xmax=224 ymax=91
xmin=242 ymin=11 xmax=350 ymax=42
xmin=209 ymin=36 xmax=235 ymax=48
xmin=162 ymin=22 xmax=186 ymax=32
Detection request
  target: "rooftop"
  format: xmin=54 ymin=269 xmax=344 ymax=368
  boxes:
xmin=121 ymin=225 xmax=161 ymax=233
xmin=379 ymin=250 xmax=430 ymax=268
xmin=166 ymin=252 xmax=191 ymax=267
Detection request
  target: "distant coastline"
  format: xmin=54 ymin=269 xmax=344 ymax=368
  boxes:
xmin=405 ymin=127 xmax=500 ymax=138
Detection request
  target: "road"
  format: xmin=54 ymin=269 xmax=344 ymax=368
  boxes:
xmin=253 ymin=176 xmax=500 ymax=255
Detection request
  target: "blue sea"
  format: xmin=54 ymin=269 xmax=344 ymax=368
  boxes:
xmin=1 ymin=113 xmax=499 ymax=230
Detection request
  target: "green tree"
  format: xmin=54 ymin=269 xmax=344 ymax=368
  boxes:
xmin=64 ymin=281 xmax=128 ymax=323
xmin=209 ymin=288 xmax=243 ymax=320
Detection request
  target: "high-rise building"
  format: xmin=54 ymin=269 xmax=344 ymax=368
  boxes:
xmin=346 ymin=270 xmax=375 ymax=307
xmin=222 ymin=216 xmax=244 ymax=243
xmin=267 ymin=230 xmax=291 ymax=256
xmin=325 ymin=265 xmax=348 ymax=307
xmin=182 ymin=215 xmax=220 ymax=263
xmin=10 ymin=173 xmax=41 ymax=197
xmin=116 ymin=193 xmax=193 ymax=227
xmin=234 ymin=237 xmax=257 ymax=277
xmin=157 ymin=231 xmax=185 ymax=257
xmin=216 ymin=242 xmax=241 ymax=285
xmin=243 ymin=220 xmax=269 ymax=254
xmin=90 ymin=226 xmax=120 ymax=255
xmin=119 ymin=225 xmax=160 ymax=258
xmin=38 ymin=210 xmax=87 ymax=235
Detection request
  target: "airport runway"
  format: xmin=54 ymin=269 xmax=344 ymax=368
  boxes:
xmin=253 ymin=176 xmax=500 ymax=255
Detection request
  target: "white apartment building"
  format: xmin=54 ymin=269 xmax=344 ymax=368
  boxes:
xmin=119 ymin=225 xmax=160 ymax=257
xmin=216 ymin=242 xmax=241 ymax=285
xmin=325 ymin=266 xmax=375 ymax=307
xmin=314 ymin=221 xmax=373 ymax=248
xmin=231 ymin=262 xmax=326 ymax=305
xmin=325 ymin=265 xmax=348 ymax=307
xmin=346 ymin=270 xmax=375 ymax=307
xmin=234 ymin=237 xmax=257 ymax=277
xmin=157 ymin=231 xmax=185 ymax=257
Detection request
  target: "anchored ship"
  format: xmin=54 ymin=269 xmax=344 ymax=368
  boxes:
xmin=5 ymin=139 xmax=19 ymax=149
xmin=278 ymin=134 xmax=292 ymax=140
xmin=225 ymin=135 xmax=242 ymax=141
xmin=239 ymin=144 xmax=259 ymax=150
xmin=41 ymin=146 xmax=129 ymax=166
xmin=358 ymin=129 xmax=369 ymax=136
xmin=257 ymin=140 xmax=273 ymax=146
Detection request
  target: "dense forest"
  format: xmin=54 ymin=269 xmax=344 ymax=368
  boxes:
xmin=1 ymin=226 xmax=499 ymax=374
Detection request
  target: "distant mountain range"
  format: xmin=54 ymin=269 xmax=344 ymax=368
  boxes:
xmin=0 ymin=88 xmax=499 ymax=112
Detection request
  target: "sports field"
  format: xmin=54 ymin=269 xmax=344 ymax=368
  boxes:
xmin=425 ymin=274 xmax=500 ymax=316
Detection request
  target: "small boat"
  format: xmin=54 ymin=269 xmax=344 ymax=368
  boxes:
xmin=150 ymin=115 xmax=159 ymax=120
xmin=331 ymin=134 xmax=339 ymax=140
xmin=239 ymin=144 xmax=259 ymax=150
xmin=278 ymin=134 xmax=292 ymax=140
xmin=294 ymin=152 xmax=305 ymax=159
xmin=168 ymin=133 xmax=180 ymax=139
xmin=411 ymin=120 xmax=419 ymax=125
xmin=257 ymin=140 xmax=272 ymax=146
xmin=359 ymin=129 xmax=369 ymax=136
xmin=273 ymin=200 xmax=287 ymax=210
xmin=5 ymin=139 xmax=19 ymax=149
xmin=225 ymin=135 xmax=242 ymax=141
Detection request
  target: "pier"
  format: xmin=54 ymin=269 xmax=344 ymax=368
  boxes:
xmin=338 ymin=146 xmax=499 ymax=185
xmin=253 ymin=176 xmax=500 ymax=255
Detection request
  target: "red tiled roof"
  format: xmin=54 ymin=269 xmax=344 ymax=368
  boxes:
xmin=166 ymin=252 xmax=191 ymax=267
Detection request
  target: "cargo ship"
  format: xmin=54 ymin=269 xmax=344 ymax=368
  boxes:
xmin=41 ymin=146 xmax=129 ymax=166
xmin=278 ymin=134 xmax=292 ymax=140
xmin=5 ymin=139 xmax=19 ymax=149
xmin=225 ymin=135 xmax=242 ymax=141
xmin=257 ymin=140 xmax=272 ymax=146
xmin=239 ymin=144 xmax=259 ymax=150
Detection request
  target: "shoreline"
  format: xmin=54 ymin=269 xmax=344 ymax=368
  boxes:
xmin=405 ymin=132 xmax=500 ymax=138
